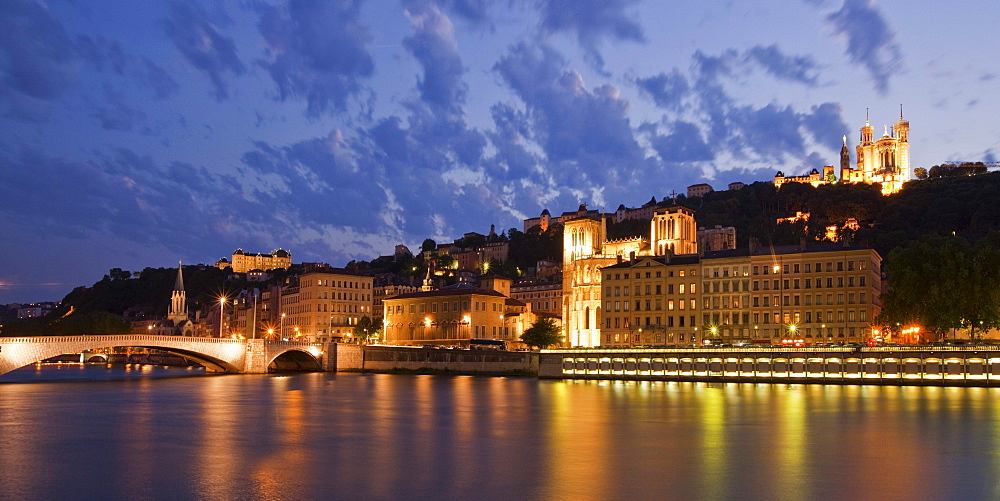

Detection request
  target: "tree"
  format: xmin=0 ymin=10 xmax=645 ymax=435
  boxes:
xmin=421 ymin=239 xmax=437 ymax=253
xmin=913 ymin=167 xmax=928 ymax=180
xmin=521 ymin=318 xmax=563 ymax=349
xmin=352 ymin=315 xmax=379 ymax=343
xmin=878 ymin=233 xmax=1000 ymax=340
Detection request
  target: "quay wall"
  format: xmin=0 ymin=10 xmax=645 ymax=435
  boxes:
xmin=338 ymin=345 xmax=537 ymax=375
xmin=539 ymin=347 xmax=1000 ymax=387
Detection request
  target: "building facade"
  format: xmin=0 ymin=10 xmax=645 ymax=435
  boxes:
xmin=511 ymin=281 xmax=563 ymax=317
xmin=843 ymin=110 xmax=910 ymax=195
xmin=600 ymin=255 xmax=702 ymax=347
xmin=562 ymin=204 xmax=700 ymax=347
xmin=775 ymin=110 xmax=910 ymax=195
xmin=217 ymin=248 xmax=292 ymax=273
xmin=748 ymin=245 xmax=882 ymax=343
xmin=383 ymin=286 xmax=510 ymax=346
xmin=596 ymin=244 xmax=882 ymax=347
xmin=278 ymin=270 xmax=374 ymax=343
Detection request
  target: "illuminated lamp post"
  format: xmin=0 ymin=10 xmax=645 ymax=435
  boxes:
xmin=267 ymin=328 xmax=274 ymax=340
xmin=280 ymin=313 xmax=286 ymax=340
xmin=218 ymin=297 xmax=227 ymax=338
xmin=293 ymin=326 xmax=299 ymax=340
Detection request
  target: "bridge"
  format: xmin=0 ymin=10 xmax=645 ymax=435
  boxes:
xmin=539 ymin=346 xmax=1000 ymax=386
xmin=0 ymin=335 xmax=331 ymax=377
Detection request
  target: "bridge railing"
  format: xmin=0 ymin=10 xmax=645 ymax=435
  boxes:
xmin=0 ymin=335 xmax=246 ymax=344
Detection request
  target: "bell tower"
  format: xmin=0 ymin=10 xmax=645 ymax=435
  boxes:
xmin=840 ymin=135 xmax=850 ymax=181
xmin=168 ymin=263 xmax=188 ymax=325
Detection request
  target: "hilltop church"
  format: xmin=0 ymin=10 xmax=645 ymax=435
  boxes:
xmin=775 ymin=108 xmax=910 ymax=195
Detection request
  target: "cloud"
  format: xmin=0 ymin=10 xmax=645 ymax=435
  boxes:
xmin=92 ymin=91 xmax=150 ymax=132
xmin=0 ymin=0 xmax=80 ymax=100
xmin=406 ymin=0 xmax=493 ymax=27
xmin=538 ymin=0 xmax=645 ymax=70
xmin=77 ymin=35 xmax=181 ymax=100
xmin=746 ymin=45 xmax=819 ymax=86
xmin=650 ymin=121 xmax=714 ymax=163
xmin=495 ymin=43 xmax=642 ymax=172
xmin=635 ymin=70 xmax=689 ymax=111
xmin=824 ymin=0 xmax=901 ymax=94
xmin=635 ymin=46 xmax=846 ymax=176
xmin=403 ymin=4 xmax=467 ymax=114
xmin=164 ymin=0 xmax=244 ymax=100
xmin=256 ymin=0 xmax=374 ymax=116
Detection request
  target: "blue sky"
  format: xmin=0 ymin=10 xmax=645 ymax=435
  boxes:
xmin=1 ymin=0 xmax=998 ymax=303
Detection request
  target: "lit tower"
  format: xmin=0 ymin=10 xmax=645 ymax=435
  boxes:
xmin=562 ymin=204 xmax=607 ymax=348
xmin=167 ymin=262 xmax=188 ymax=325
xmin=839 ymin=135 xmax=851 ymax=181
xmin=892 ymin=105 xmax=910 ymax=193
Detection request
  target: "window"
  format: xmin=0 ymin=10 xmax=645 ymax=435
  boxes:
xmin=691 ymin=283 xmax=696 ymax=293
xmin=679 ymin=284 xmax=686 ymax=294
xmin=794 ymin=264 xmax=800 ymax=273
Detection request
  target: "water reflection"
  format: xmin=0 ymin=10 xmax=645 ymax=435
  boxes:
xmin=2 ymin=367 xmax=1000 ymax=499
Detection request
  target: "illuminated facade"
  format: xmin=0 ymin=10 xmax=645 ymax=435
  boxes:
xmin=600 ymin=256 xmax=702 ymax=347
xmin=749 ymin=246 xmax=881 ymax=344
xmin=216 ymin=248 xmax=292 ymax=273
xmin=699 ymin=252 xmax=752 ymax=343
xmin=279 ymin=271 xmax=374 ymax=343
xmin=511 ymin=281 xmax=562 ymax=316
xmin=562 ymin=204 xmax=699 ymax=347
xmin=382 ymin=285 xmax=509 ymax=346
xmin=776 ymin=109 xmax=910 ymax=195
xmin=843 ymin=110 xmax=910 ymax=194
xmin=597 ymin=245 xmax=882 ymax=347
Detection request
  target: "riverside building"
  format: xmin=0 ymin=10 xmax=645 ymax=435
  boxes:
xmin=278 ymin=270 xmax=374 ymax=343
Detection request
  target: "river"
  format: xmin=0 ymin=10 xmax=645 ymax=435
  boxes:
xmin=1 ymin=365 xmax=998 ymax=500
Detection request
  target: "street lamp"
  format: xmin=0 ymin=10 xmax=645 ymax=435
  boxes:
xmin=218 ymin=297 xmax=227 ymax=338
xmin=280 ymin=313 xmax=286 ymax=339
xmin=267 ymin=328 xmax=274 ymax=339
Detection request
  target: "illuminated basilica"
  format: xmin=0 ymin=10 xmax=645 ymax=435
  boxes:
xmin=842 ymin=109 xmax=910 ymax=195
xmin=775 ymin=108 xmax=910 ymax=195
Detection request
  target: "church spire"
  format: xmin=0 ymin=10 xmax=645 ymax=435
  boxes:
xmin=168 ymin=262 xmax=188 ymax=325
xmin=865 ymin=108 xmax=870 ymax=126
xmin=173 ymin=262 xmax=185 ymax=292
xmin=422 ymin=262 xmax=434 ymax=291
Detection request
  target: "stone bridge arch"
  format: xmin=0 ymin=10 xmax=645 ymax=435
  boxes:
xmin=259 ymin=341 xmax=325 ymax=372
xmin=0 ymin=335 xmax=250 ymax=376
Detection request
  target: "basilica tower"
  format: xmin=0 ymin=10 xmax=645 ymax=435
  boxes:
xmin=561 ymin=205 xmax=609 ymax=348
xmin=840 ymin=135 xmax=851 ymax=181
